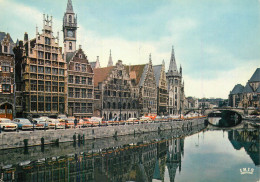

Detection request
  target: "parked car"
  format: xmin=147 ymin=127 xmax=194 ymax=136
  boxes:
xmin=38 ymin=116 xmax=50 ymax=122
xmin=0 ymin=118 xmax=17 ymax=131
xmin=126 ymin=118 xmax=138 ymax=124
xmin=140 ymin=116 xmax=152 ymax=123
xmin=57 ymin=115 xmax=68 ymax=122
xmin=13 ymin=118 xmax=33 ymax=130
xmin=154 ymin=116 xmax=162 ymax=123
xmin=32 ymin=118 xmax=49 ymax=129
xmin=47 ymin=119 xmax=65 ymax=129
xmin=64 ymin=117 xmax=76 ymax=128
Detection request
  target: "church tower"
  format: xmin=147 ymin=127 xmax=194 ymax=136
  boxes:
xmin=63 ymin=0 xmax=77 ymax=53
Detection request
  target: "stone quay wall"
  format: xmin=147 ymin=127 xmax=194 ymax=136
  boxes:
xmin=0 ymin=119 xmax=205 ymax=150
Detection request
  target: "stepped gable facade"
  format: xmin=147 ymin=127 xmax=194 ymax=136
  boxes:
xmin=0 ymin=32 xmax=15 ymax=119
xmin=94 ymin=60 xmax=139 ymax=120
xmin=153 ymin=60 xmax=168 ymax=115
xmin=14 ymin=15 xmax=67 ymax=118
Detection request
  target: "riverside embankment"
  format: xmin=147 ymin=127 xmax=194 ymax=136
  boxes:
xmin=0 ymin=118 xmax=205 ymax=150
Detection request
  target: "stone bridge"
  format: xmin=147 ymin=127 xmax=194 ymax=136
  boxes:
xmin=185 ymin=107 xmax=256 ymax=116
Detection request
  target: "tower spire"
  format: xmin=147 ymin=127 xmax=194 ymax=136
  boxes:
xmin=107 ymin=49 xmax=113 ymax=67
xmin=168 ymin=45 xmax=178 ymax=74
xmin=66 ymin=0 xmax=74 ymax=13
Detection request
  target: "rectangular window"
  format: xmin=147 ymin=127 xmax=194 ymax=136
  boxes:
xmin=52 ymin=103 xmax=58 ymax=111
xmin=59 ymin=69 xmax=64 ymax=76
xmin=52 ymin=54 xmax=58 ymax=61
xmin=45 ymin=103 xmax=51 ymax=111
xmin=38 ymin=66 xmax=44 ymax=73
xmin=75 ymin=88 xmax=80 ymax=98
xmin=2 ymin=62 xmax=10 ymax=72
xmin=45 ymin=37 xmax=50 ymax=45
xmin=75 ymin=76 xmax=80 ymax=84
xmin=82 ymin=88 xmax=86 ymax=98
xmin=30 ymin=65 xmax=37 ymax=73
xmin=69 ymin=88 xmax=74 ymax=97
xmin=45 ymin=53 xmax=51 ymax=60
xmin=52 ymin=86 xmax=58 ymax=92
xmin=68 ymin=75 xmax=74 ymax=83
xmin=88 ymin=78 xmax=92 ymax=85
xmin=52 ymin=68 xmax=58 ymax=75
xmin=38 ymin=81 xmax=44 ymax=91
xmin=59 ymin=82 xmax=64 ymax=93
xmin=31 ymin=95 xmax=37 ymax=111
xmin=2 ymin=84 xmax=10 ymax=92
xmin=38 ymin=51 xmax=44 ymax=59
xmin=81 ymin=103 xmax=86 ymax=113
xmin=4 ymin=46 xmax=8 ymax=53
xmin=31 ymin=80 xmax=37 ymax=91
xmin=82 ymin=77 xmax=86 ymax=84
xmin=75 ymin=103 xmax=80 ymax=113
xmin=75 ymin=63 xmax=80 ymax=71
xmin=45 ymin=81 xmax=51 ymax=92
xmin=82 ymin=64 xmax=86 ymax=72
xmin=45 ymin=67 xmax=51 ymax=74
xmin=87 ymin=89 xmax=92 ymax=98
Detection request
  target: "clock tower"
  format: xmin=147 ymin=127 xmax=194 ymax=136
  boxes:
xmin=63 ymin=0 xmax=77 ymax=53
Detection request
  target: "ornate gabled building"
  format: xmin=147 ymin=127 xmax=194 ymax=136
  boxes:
xmin=63 ymin=0 xmax=94 ymax=118
xmin=0 ymin=32 xmax=15 ymax=119
xmin=153 ymin=60 xmax=168 ymax=115
xmin=14 ymin=15 xmax=67 ymax=117
xmin=126 ymin=55 xmax=157 ymax=115
xmin=66 ymin=47 xmax=94 ymax=118
xmin=166 ymin=47 xmax=185 ymax=115
xmin=229 ymin=68 xmax=260 ymax=110
xmin=94 ymin=60 xmax=139 ymax=120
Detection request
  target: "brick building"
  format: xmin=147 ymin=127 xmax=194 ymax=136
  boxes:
xmin=0 ymin=32 xmax=15 ymax=119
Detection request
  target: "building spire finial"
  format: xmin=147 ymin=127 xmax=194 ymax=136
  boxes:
xmin=168 ymin=45 xmax=178 ymax=74
xmin=66 ymin=0 xmax=74 ymax=13
xmin=107 ymin=49 xmax=113 ymax=67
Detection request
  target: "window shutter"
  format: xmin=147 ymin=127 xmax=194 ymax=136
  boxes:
xmin=11 ymin=85 xmax=13 ymax=93
xmin=0 ymin=84 xmax=2 ymax=92
xmin=11 ymin=67 xmax=13 ymax=72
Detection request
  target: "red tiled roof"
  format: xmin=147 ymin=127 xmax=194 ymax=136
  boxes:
xmin=93 ymin=66 xmax=114 ymax=87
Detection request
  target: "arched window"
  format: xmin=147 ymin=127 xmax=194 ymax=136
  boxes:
xmin=103 ymin=102 xmax=106 ymax=109
xmin=69 ymin=42 xmax=72 ymax=50
xmin=69 ymin=15 xmax=72 ymax=23
xmin=107 ymin=102 xmax=111 ymax=109
xmin=128 ymin=103 xmax=131 ymax=109
xmin=113 ymin=102 xmax=116 ymax=109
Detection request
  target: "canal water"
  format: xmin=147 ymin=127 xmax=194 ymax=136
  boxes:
xmin=0 ymin=123 xmax=259 ymax=182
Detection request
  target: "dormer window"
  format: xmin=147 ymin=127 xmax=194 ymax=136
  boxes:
xmin=4 ymin=46 xmax=8 ymax=53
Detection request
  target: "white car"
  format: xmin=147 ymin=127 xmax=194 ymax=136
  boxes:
xmin=0 ymin=118 xmax=17 ymax=131
xmin=47 ymin=118 xmax=65 ymax=129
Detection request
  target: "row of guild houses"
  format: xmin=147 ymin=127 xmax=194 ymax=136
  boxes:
xmin=228 ymin=68 xmax=260 ymax=110
xmin=0 ymin=0 xmax=185 ymax=120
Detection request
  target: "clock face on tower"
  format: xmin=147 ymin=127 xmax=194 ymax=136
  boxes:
xmin=67 ymin=30 xmax=74 ymax=37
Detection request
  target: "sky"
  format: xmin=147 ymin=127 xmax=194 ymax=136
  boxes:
xmin=0 ymin=0 xmax=259 ymax=99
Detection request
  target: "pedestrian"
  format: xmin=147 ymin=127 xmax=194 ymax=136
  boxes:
xmin=74 ymin=117 xmax=77 ymax=128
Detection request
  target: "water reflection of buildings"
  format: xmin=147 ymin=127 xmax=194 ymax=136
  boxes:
xmin=228 ymin=129 xmax=259 ymax=166
xmin=0 ymin=137 xmax=185 ymax=182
